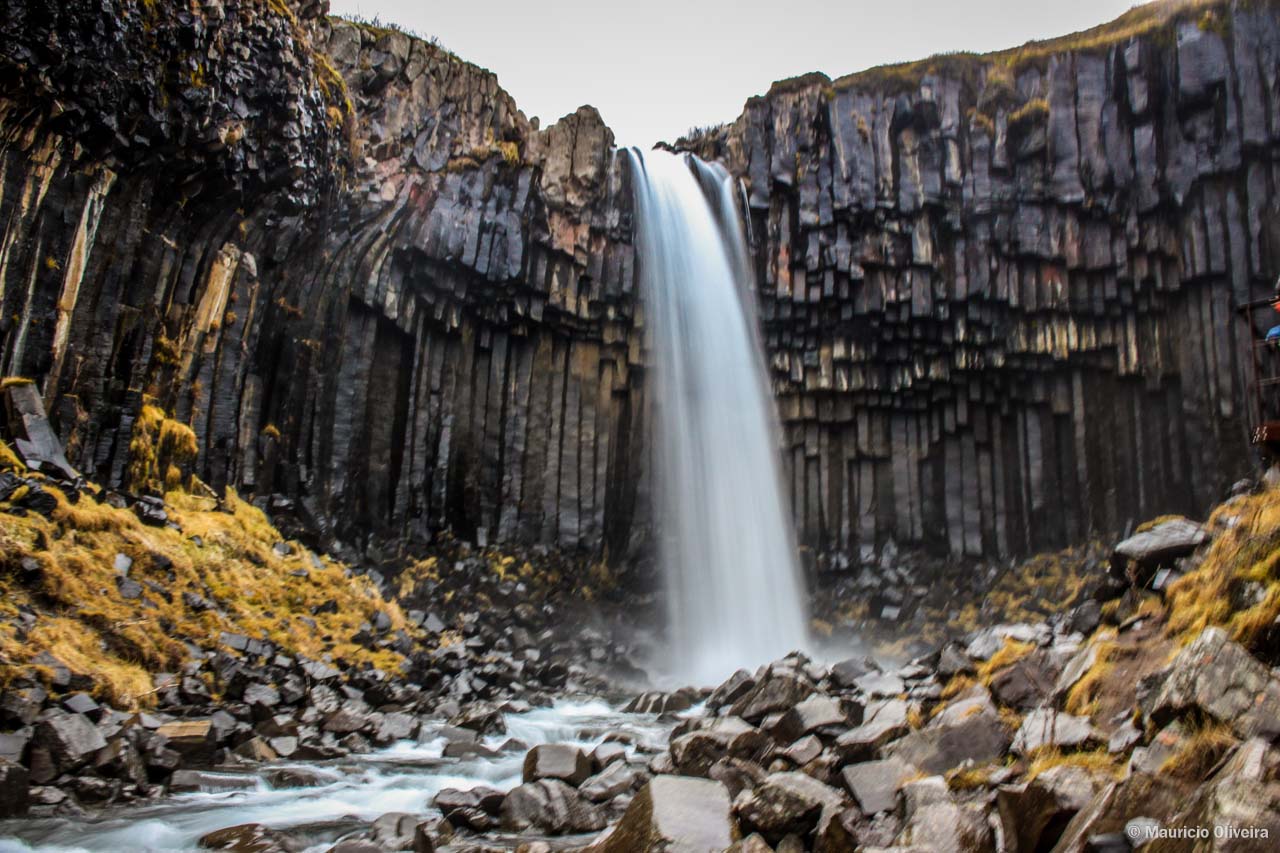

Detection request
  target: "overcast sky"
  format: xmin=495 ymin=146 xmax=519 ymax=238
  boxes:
xmin=330 ymin=0 xmax=1144 ymax=148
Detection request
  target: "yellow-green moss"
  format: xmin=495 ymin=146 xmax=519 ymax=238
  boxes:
xmin=1165 ymin=486 xmax=1280 ymax=653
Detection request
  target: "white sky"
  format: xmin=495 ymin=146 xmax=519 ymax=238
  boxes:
xmin=330 ymin=0 xmax=1145 ymax=148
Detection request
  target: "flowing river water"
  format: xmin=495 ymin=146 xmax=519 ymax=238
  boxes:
xmin=0 ymin=699 xmax=683 ymax=853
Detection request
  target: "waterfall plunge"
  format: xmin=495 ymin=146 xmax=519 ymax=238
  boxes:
xmin=629 ymin=148 xmax=809 ymax=686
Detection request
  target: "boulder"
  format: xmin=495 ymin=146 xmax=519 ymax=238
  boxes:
xmin=729 ymin=673 xmax=813 ymax=723
xmin=989 ymin=652 xmax=1058 ymax=710
xmin=1139 ymin=627 xmax=1280 ymax=739
xmin=580 ymin=761 xmax=639 ymax=802
xmin=708 ymin=756 xmax=768 ymax=800
xmin=449 ymin=702 xmax=505 ymax=735
xmin=433 ymin=787 xmax=503 ymax=831
xmin=733 ymin=770 xmax=846 ymax=839
xmin=0 ymin=758 xmax=29 ymax=817
xmin=885 ymin=712 xmax=1010 ymax=775
xmin=774 ymin=695 xmax=846 ymax=742
xmin=1012 ymin=709 xmax=1101 ymax=755
xmin=893 ymin=777 xmax=994 ymax=852
xmin=834 ymin=698 xmax=911 ymax=761
xmin=499 ymin=779 xmax=606 ymax=834
xmin=156 ymin=719 xmax=215 ymax=763
xmin=670 ymin=719 xmax=771 ymax=777
xmin=523 ymin=743 xmax=594 ymax=786
xmin=368 ymin=811 xmax=434 ymax=852
xmin=591 ymin=775 xmax=736 ymax=853
xmin=828 ymin=657 xmax=875 ymax=689
xmin=1111 ymin=518 xmax=1206 ymax=582
xmin=853 ymin=671 xmax=906 ymax=698
xmin=1050 ymin=773 xmax=1194 ymax=853
xmin=996 ymin=764 xmax=1109 ymax=853
xmin=36 ymin=712 xmax=107 ymax=771
xmin=169 ymin=769 xmax=258 ymax=794
xmin=626 ymin=690 xmax=700 ymax=714
xmin=198 ymin=823 xmax=301 ymax=852
xmin=1158 ymin=737 xmax=1280 ymax=849
xmin=840 ymin=757 xmax=919 ymax=815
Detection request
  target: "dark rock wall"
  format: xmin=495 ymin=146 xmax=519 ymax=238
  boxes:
xmin=682 ymin=1 xmax=1280 ymax=559
xmin=1 ymin=0 xmax=1277 ymax=568
xmin=0 ymin=2 xmax=645 ymax=559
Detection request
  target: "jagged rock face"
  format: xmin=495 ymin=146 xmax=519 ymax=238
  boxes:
xmin=682 ymin=1 xmax=1280 ymax=559
xmin=0 ymin=1 xmax=644 ymax=559
xmin=1 ymin=0 xmax=1277 ymax=567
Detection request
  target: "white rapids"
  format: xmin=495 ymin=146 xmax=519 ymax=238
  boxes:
xmin=628 ymin=148 xmax=810 ymax=686
xmin=0 ymin=699 xmax=680 ymax=853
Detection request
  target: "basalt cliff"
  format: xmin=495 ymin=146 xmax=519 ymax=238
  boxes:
xmin=1 ymin=0 xmax=1277 ymax=578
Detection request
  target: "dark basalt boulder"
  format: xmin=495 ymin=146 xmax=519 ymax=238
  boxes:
xmin=732 ymin=771 xmax=847 ymax=840
xmin=499 ymin=779 xmax=606 ymax=834
xmin=522 ymin=743 xmax=594 ymax=786
xmin=36 ymin=712 xmax=107 ymax=772
xmin=198 ymin=823 xmax=303 ymax=853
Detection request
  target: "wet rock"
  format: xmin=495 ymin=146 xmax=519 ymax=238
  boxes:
xmin=367 ymin=811 xmax=434 ymax=852
xmin=580 ymin=760 xmax=639 ymax=802
xmin=168 ymin=769 xmax=258 ymax=794
xmin=434 ymin=787 xmax=502 ymax=831
xmin=626 ymin=689 xmax=700 ymax=714
xmin=449 ymin=702 xmax=505 ymax=735
xmin=523 ymin=743 xmax=594 ymax=786
xmin=592 ymin=741 xmax=628 ymax=768
xmin=590 ymin=775 xmax=735 ymax=853
xmin=733 ymin=770 xmax=847 ymax=839
xmin=263 ymin=767 xmax=329 ymax=789
xmin=198 ymin=822 xmax=302 ymax=852
xmin=499 ymin=778 xmax=606 ymax=834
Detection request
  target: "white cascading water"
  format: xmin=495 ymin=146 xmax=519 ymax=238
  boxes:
xmin=628 ymin=148 xmax=809 ymax=686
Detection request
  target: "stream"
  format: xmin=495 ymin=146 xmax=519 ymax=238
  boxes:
xmin=0 ymin=698 xmax=682 ymax=853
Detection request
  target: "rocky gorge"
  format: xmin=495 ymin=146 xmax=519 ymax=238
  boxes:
xmin=2 ymin=0 xmax=1280 ymax=850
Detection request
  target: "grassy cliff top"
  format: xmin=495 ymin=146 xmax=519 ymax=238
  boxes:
xmin=759 ymin=0 xmax=1240 ymax=101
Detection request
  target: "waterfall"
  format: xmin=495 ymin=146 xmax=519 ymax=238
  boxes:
xmin=628 ymin=148 xmax=809 ymax=686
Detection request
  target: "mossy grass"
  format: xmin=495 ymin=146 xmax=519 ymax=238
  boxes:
xmin=0 ymin=440 xmax=414 ymax=707
xmin=1159 ymin=718 xmax=1237 ymax=780
xmin=1026 ymin=746 xmax=1120 ymax=782
xmin=1164 ymin=484 xmax=1280 ymax=657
